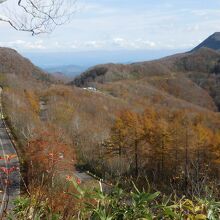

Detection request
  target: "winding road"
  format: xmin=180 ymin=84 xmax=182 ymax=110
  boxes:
xmin=0 ymin=88 xmax=20 ymax=219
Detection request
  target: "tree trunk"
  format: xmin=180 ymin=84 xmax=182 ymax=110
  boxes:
xmin=134 ymin=139 xmax=138 ymax=177
xmin=184 ymin=125 xmax=189 ymax=188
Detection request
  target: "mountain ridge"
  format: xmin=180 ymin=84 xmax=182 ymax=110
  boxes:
xmin=191 ymin=32 xmax=220 ymax=52
xmin=0 ymin=47 xmax=53 ymax=83
xmin=71 ymin=46 xmax=220 ymax=112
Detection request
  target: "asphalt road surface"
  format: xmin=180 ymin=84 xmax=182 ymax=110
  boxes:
xmin=0 ymin=89 xmax=20 ymax=219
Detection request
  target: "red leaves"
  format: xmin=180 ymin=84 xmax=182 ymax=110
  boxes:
xmin=76 ymin=178 xmax=81 ymax=185
xmin=66 ymin=175 xmax=81 ymax=185
xmin=66 ymin=175 xmax=72 ymax=181
xmin=0 ymin=154 xmax=18 ymax=176
xmin=0 ymin=154 xmax=18 ymax=188
xmin=26 ymin=128 xmax=75 ymax=177
xmin=0 ymin=166 xmax=16 ymax=175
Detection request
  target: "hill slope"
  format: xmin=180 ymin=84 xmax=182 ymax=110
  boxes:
xmin=0 ymin=47 xmax=52 ymax=82
xmin=72 ymin=48 xmax=220 ymax=111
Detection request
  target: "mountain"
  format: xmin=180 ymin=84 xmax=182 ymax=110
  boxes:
xmin=0 ymin=47 xmax=52 ymax=82
xmin=191 ymin=32 xmax=220 ymax=52
xmin=71 ymin=46 xmax=220 ymax=112
xmin=45 ymin=65 xmax=87 ymax=77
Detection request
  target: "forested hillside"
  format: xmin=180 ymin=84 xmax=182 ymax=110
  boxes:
xmin=73 ymin=48 xmax=220 ymax=110
xmin=0 ymin=47 xmax=52 ymax=82
xmin=71 ymin=47 xmax=220 ymax=191
xmin=0 ymin=46 xmax=220 ymax=218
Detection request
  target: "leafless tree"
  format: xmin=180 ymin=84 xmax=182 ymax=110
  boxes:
xmin=0 ymin=0 xmax=78 ymax=35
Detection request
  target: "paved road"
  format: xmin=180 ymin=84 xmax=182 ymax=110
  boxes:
xmin=74 ymin=170 xmax=94 ymax=182
xmin=39 ymin=99 xmax=48 ymax=121
xmin=0 ymin=89 xmax=20 ymax=219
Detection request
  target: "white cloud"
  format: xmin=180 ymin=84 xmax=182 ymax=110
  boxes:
xmin=84 ymin=40 xmax=105 ymax=48
xmin=1 ymin=1 xmax=220 ymax=52
xmin=0 ymin=39 xmax=46 ymax=50
xmin=111 ymin=38 xmax=157 ymax=49
xmin=0 ymin=37 xmax=192 ymax=51
xmin=112 ymin=38 xmax=126 ymax=47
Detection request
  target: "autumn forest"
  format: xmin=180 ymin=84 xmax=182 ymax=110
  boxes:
xmin=0 ymin=42 xmax=218 ymax=218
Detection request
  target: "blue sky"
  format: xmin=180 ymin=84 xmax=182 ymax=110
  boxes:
xmin=0 ymin=0 xmax=220 ymax=52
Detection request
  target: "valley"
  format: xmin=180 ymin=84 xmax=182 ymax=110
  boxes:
xmin=1 ymin=0 xmax=220 ymax=218
xmin=0 ymin=32 xmax=220 ymax=218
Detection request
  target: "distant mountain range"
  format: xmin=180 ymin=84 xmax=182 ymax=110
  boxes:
xmin=23 ymin=49 xmax=183 ymax=74
xmin=45 ymin=65 xmax=87 ymax=77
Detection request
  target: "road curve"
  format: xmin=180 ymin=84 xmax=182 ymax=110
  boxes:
xmin=0 ymin=88 xmax=20 ymax=219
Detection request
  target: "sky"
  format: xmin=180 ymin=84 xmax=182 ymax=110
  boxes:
xmin=0 ymin=0 xmax=220 ymax=67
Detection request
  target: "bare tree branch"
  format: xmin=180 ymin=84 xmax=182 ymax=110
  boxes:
xmin=0 ymin=0 xmax=78 ymax=35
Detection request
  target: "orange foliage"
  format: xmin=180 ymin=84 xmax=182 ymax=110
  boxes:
xmin=107 ymin=107 xmax=220 ymax=180
xmin=26 ymin=128 xmax=76 ymax=179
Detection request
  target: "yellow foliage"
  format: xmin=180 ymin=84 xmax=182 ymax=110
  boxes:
xmin=53 ymin=102 xmax=75 ymax=124
xmin=25 ymin=90 xmax=40 ymax=114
